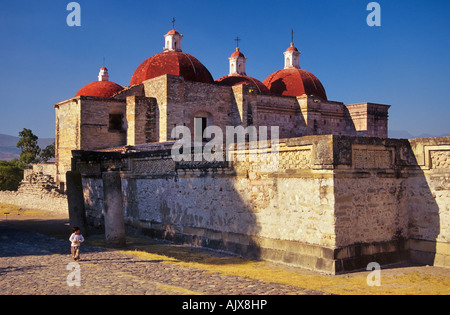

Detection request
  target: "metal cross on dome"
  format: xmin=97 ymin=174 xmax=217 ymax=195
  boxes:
xmin=235 ymin=36 xmax=241 ymax=49
xmin=172 ymin=18 xmax=176 ymax=29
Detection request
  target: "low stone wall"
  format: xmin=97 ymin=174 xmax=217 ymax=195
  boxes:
xmin=0 ymin=172 xmax=68 ymax=216
xmin=407 ymin=137 xmax=450 ymax=267
xmin=72 ymin=135 xmax=450 ymax=274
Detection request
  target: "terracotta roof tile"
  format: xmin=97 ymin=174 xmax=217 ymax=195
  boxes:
xmin=75 ymin=81 xmax=124 ymax=98
xmin=216 ymin=75 xmax=269 ymax=93
xmin=263 ymin=68 xmax=327 ymax=100
xmin=130 ymin=51 xmax=214 ymax=86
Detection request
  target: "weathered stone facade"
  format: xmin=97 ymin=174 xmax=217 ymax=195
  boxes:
xmin=71 ymin=136 xmax=450 ymax=274
xmin=54 ymin=97 xmax=128 ymax=187
xmin=13 ymin=27 xmax=446 ymax=276
xmin=55 ymin=74 xmax=390 ymax=190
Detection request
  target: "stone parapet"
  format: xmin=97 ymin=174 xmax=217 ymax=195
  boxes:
xmin=71 ymin=135 xmax=450 ymax=274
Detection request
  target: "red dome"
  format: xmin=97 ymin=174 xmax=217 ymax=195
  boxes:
xmin=130 ymin=51 xmax=214 ymax=86
xmin=75 ymin=81 xmax=124 ymax=98
xmin=230 ymin=49 xmax=245 ymax=58
xmin=286 ymin=45 xmax=299 ymax=52
xmin=216 ymin=75 xmax=269 ymax=93
xmin=263 ymin=68 xmax=327 ymax=100
xmin=166 ymin=29 xmax=180 ymax=35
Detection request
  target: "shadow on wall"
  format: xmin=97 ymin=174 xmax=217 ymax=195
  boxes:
xmin=331 ymin=136 xmax=441 ymax=272
xmin=405 ymin=139 xmax=444 ymax=266
xmin=121 ymin=156 xmax=263 ymax=262
xmin=70 ymin=136 xmax=449 ymax=272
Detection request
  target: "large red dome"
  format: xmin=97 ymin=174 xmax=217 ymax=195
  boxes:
xmin=216 ymin=75 xmax=269 ymax=93
xmin=263 ymin=68 xmax=327 ymax=100
xmin=75 ymin=81 xmax=124 ymax=98
xmin=130 ymin=51 xmax=214 ymax=86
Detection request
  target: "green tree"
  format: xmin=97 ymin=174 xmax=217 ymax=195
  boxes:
xmin=39 ymin=141 xmax=55 ymax=163
xmin=0 ymin=159 xmax=23 ymax=191
xmin=16 ymin=128 xmax=41 ymax=166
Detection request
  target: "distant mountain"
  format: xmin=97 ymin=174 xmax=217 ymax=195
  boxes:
xmin=389 ymin=130 xmax=415 ymax=139
xmin=390 ymin=130 xmax=450 ymax=139
xmin=416 ymin=133 xmax=450 ymax=139
xmin=0 ymin=134 xmax=21 ymax=147
xmin=0 ymin=134 xmax=54 ymax=161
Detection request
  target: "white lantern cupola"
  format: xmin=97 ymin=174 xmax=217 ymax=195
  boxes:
xmin=98 ymin=67 xmax=109 ymax=81
xmin=164 ymin=29 xmax=183 ymax=52
xmin=284 ymin=29 xmax=301 ymax=69
xmin=228 ymin=37 xmax=247 ymax=76
xmin=284 ymin=43 xmax=301 ymax=69
xmin=229 ymin=48 xmax=247 ymax=76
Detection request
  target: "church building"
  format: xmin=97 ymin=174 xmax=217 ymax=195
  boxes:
xmin=54 ymin=28 xmax=390 ymax=188
xmin=53 ymin=29 xmax=450 ymax=274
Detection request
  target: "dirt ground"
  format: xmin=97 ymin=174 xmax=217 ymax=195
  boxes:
xmin=1 ymin=208 xmax=449 ymax=295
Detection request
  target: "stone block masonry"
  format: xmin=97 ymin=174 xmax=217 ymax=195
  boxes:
xmin=0 ymin=168 xmax=68 ymax=215
xmin=54 ymin=96 xmax=128 ymax=188
xmin=54 ymin=74 xmax=391 ymax=191
xmin=72 ymin=135 xmax=450 ymax=274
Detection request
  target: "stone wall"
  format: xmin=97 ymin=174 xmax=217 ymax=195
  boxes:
xmin=328 ymin=136 xmax=450 ymax=270
xmin=346 ymin=103 xmax=390 ymax=138
xmin=55 ymin=98 xmax=81 ymax=186
xmin=0 ymin=171 xmax=68 ymax=215
xmin=55 ymin=96 xmax=128 ymax=187
xmin=255 ymin=94 xmax=304 ymax=139
xmin=71 ymin=135 xmax=450 ymax=273
xmin=76 ymin=137 xmax=339 ymax=272
xmin=23 ymin=163 xmax=57 ymax=180
xmin=406 ymin=138 xmax=450 ymax=267
xmin=126 ymin=96 xmax=158 ymax=145
xmin=54 ymin=74 xmax=391 ymax=189
xmin=80 ymin=98 xmax=127 ymax=151
xmin=139 ymin=75 xmax=390 ymax=142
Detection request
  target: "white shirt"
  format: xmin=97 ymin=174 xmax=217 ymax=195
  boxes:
xmin=69 ymin=233 xmax=85 ymax=247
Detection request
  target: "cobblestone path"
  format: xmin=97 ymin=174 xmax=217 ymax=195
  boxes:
xmin=0 ymin=226 xmax=325 ymax=295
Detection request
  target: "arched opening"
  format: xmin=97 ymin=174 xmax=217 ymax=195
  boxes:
xmin=231 ymin=62 xmax=236 ymax=74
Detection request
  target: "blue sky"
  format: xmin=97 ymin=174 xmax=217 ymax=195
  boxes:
xmin=0 ymin=0 xmax=449 ymax=139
